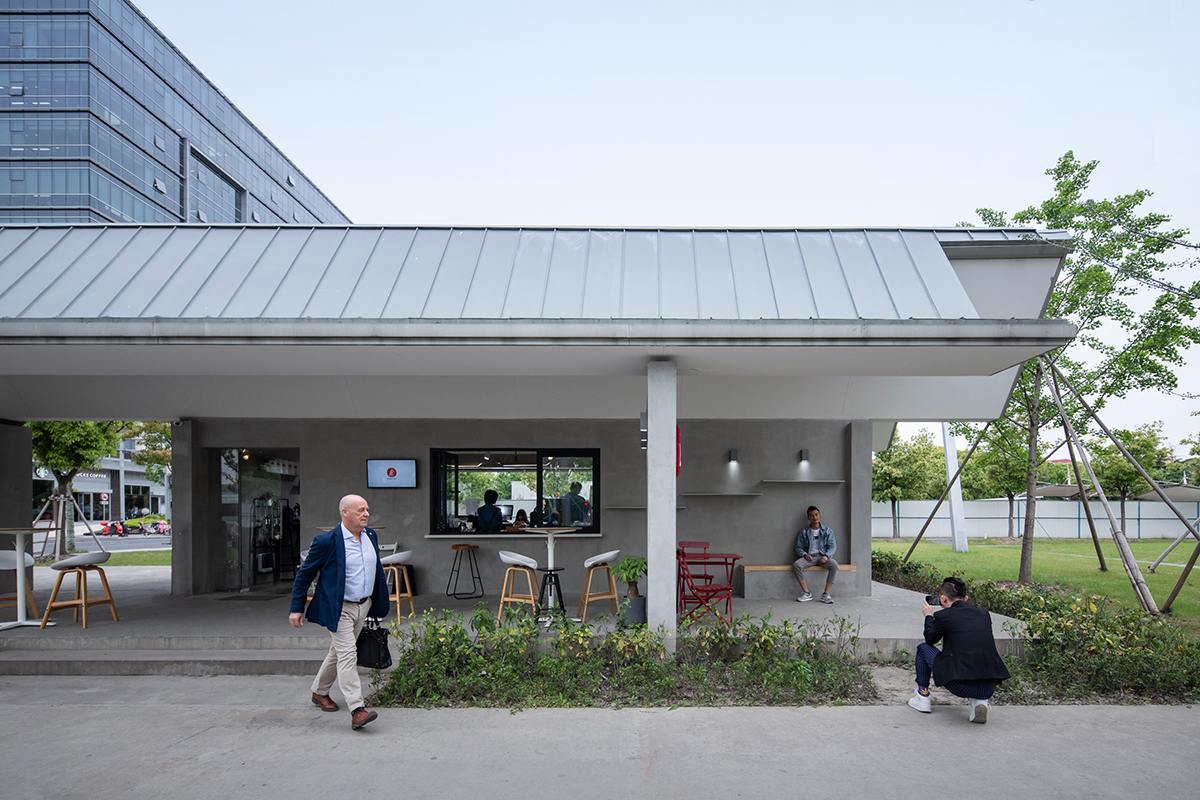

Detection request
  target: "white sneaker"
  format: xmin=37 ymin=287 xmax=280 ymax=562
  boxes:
xmin=820 ymin=592 xmax=834 ymax=604
xmin=907 ymin=691 xmax=932 ymax=713
xmin=969 ymin=699 xmax=989 ymax=724
xmin=796 ymin=592 xmax=813 ymax=602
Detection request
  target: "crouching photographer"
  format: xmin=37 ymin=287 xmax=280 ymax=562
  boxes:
xmin=907 ymin=576 xmax=1011 ymax=724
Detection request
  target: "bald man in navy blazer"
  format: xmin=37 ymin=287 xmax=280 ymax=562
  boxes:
xmin=290 ymin=494 xmax=390 ymax=730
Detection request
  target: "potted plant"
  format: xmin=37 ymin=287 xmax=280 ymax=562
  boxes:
xmin=612 ymin=555 xmax=648 ymax=625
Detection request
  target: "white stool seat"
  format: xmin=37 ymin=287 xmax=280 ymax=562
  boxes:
xmin=499 ymin=550 xmax=537 ymax=570
xmin=584 ymin=549 xmax=620 ymax=569
xmin=0 ymin=550 xmax=35 ymax=569
xmin=380 ymin=550 xmax=413 ymax=565
xmin=51 ymin=551 xmax=110 ymax=570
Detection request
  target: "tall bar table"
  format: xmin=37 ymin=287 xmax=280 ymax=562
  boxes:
xmin=0 ymin=528 xmax=54 ymax=630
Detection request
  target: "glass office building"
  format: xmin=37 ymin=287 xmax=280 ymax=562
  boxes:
xmin=0 ymin=0 xmax=349 ymax=224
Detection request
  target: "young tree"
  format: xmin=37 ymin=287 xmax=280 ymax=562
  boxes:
xmin=871 ymin=431 xmax=946 ymax=538
xmin=1091 ymin=423 xmax=1171 ymax=533
xmin=969 ymin=151 xmax=1199 ymax=583
xmin=28 ymin=421 xmax=131 ymax=557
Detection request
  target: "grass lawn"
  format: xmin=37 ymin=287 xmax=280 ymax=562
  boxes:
xmin=95 ymin=550 xmax=172 ymax=567
xmin=873 ymin=538 xmax=1200 ymax=636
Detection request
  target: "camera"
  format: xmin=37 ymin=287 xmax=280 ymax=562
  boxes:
xmin=924 ymin=595 xmax=942 ymax=606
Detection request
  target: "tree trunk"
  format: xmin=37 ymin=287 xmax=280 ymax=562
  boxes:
xmin=891 ymin=499 xmax=899 ymax=538
xmin=63 ymin=481 xmax=76 ymax=554
xmin=1007 ymin=494 xmax=1015 ymax=539
xmin=1119 ymin=494 xmax=1127 ymax=536
xmin=1018 ymin=362 xmax=1043 ymax=584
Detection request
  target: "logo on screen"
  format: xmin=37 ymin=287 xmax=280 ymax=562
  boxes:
xmin=386 ymin=467 xmax=397 ymax=478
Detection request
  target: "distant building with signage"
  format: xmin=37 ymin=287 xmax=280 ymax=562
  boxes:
xmin=32 ymin=448 xmax=167 ymax=521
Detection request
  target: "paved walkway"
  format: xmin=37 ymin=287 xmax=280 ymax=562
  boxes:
xmin=0 ymin=673 xmax=1194 ymax=799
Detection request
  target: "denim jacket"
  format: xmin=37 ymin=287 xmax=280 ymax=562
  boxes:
xmin=795 ymin=524 xmax=837 ymax=559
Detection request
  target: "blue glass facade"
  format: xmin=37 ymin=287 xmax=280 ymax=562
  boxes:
xmin=0 ymin=0 xmax=349 ymax=224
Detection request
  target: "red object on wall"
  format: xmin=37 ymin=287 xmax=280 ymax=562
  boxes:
xmin=677 ymin=426 xmax=681 ymax=476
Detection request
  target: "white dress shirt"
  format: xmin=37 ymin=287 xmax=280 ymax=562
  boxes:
xmin=341 ymin=523 xmax=377 ymax=603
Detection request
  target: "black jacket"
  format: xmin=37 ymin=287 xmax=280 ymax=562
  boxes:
xmin=924 ymin=600 xmax=1011 ymax=685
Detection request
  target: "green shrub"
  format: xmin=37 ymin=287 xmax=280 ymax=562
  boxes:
xmin=372 ymin=604 xmax=874 ymax=708
xmin=870 ymin=550 xmax=942 ymax=593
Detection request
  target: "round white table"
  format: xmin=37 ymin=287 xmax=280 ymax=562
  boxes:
xmin=0 ymin=527 xmax=55 ymax=630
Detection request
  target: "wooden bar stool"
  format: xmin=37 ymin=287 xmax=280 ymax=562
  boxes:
xmin=445 ymin=543 xmax=484 ymax=599
xmin=40 ymin=551 xmax=118 ymax=629
xmin=0 ymin=550 xmax=38 ymax=618
xmin=381 ymin=549 xmax=415 ymax=617
xmin=497 ymin=550 xmax=539 ymax=621
xmin=577 ymin=548 xmax=620 ymax=622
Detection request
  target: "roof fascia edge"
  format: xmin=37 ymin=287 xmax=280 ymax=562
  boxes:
xmin=0 ymin=318 xmax=1078 ymax=347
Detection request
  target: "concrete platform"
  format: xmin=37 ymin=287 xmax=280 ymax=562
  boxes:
xmin=0 ymin=566 xmax=1020 ymax=675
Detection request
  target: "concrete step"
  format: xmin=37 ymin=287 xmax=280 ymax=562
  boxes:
xmin=0 ymin=634 xmax=333 ymax=652
xmin=0 ymin=648 xmax=331 ymax=676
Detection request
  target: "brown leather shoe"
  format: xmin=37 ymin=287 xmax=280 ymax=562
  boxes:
xmin=311 ymin=692 xmax=338 ymax=712
xmin=351 ymin=707 xmax=377 ymax=729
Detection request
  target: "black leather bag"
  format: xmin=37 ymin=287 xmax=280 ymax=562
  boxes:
xmin=356 ymin=617 xmax=392 ymax=670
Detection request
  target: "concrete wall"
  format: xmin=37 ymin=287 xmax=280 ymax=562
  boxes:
xmin=0 ymin=422 xmax=33 ymax=594
xmin=872 ymin=498 xmax=1200 ymax=540
xmin=177 ymin=417 xmax=873 ymax=600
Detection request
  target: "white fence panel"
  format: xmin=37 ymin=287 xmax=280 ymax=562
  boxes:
xmin=871 ymin=499 xmax=1200 ymax=540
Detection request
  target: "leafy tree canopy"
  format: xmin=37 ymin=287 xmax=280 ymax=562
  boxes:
xmin=129 ymin=421 xmax=172 ymax=484
xmin=28 ymin=421 xmax=131 ymax=487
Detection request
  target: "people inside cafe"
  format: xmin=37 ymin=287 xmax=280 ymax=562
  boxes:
xmin=476 ymin=490 xmax=505 ymax=532
xmin=511 ymin=508 xmax=529 ymax=528
xmin=564 ymin=481 xmax=590 ymax=525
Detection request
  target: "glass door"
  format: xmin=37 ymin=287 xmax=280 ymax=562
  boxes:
xmin=219 ymin=448 xmax=301 ymax=592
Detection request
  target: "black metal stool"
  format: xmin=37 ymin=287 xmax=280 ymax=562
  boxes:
xmin=536 ymin=566 xmax=566 ymax=614
xmin=446 ymin=543 xmax=484 ymax=599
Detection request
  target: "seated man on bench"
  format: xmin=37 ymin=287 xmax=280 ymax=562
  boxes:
xmin=793 ymin=505 xmax=838 ymax=604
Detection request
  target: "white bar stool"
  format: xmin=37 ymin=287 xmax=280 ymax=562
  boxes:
xmin=578 ymin=549 xmax=620 ymax=622
xmin=40 ymin=551 xmax=118 ymax=629
xmin=381 ymin=550 xmax=415 ymax=617
xmin=497 ymin=550 xmax=539 ymax=621
xmin=0 ymin=550 xmax=38 ymax=618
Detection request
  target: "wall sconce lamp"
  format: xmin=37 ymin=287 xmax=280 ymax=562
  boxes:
xmin=729 ymin=449 xmax=738 ymax=463
xmin=799 ymin=449 xmax=810 ymax=462
xmin=639 ymin=412 xmax=648 ymax=450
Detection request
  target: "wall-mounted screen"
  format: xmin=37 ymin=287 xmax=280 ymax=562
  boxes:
xmin=366 ymin=459 xmax=417 ymax=488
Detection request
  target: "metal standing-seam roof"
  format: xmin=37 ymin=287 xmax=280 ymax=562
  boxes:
xmin=0 ymin=225 xmax=1067 ymax=323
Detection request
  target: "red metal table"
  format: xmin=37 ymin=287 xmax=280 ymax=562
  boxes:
xmin=677 ymin=550 xmax=741 ymax=626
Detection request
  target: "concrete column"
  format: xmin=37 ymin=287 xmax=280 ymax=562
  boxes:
xmin=942 ymin=423 xmax=968 ymax=553
xmin=646 ymin=361 xmax=677 ymax=648
xmin=847 ymin=421 xmax=873 ymax=596
xmin=0 ymin=423 xmax=32 ymax=595
xmin=170 ymin=420 xmax=219 ymax=596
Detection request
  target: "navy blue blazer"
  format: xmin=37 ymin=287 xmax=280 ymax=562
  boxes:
xmin=924 ymin=600 xmax=1011 ymax=685
xmin=290 ymin=525 xmax=390 ymax=632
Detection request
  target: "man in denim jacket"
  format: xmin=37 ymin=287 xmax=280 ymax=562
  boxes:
xmin=793 ymin=505 xmax=838 ymax=604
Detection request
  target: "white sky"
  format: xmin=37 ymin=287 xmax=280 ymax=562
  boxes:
xmin=131 ymin=0 xmax=1199 ymax=454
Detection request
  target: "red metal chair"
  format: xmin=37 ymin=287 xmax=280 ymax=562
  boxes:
xmin=677 ymin=540 xmax=713 ymax=613
xmin=677 ymin=550 xmax=733 ymax=627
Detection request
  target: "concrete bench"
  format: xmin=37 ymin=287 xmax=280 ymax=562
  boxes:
xmin=735 ymin=564 xmax=857 ymax=599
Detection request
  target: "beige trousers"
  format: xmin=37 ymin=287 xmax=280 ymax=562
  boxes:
xmin=311 ymin=599 xmax=371 ymax=711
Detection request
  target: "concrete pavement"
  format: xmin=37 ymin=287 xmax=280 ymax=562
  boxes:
xmin=0 ymin=673 xmax=1193 ymax=799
